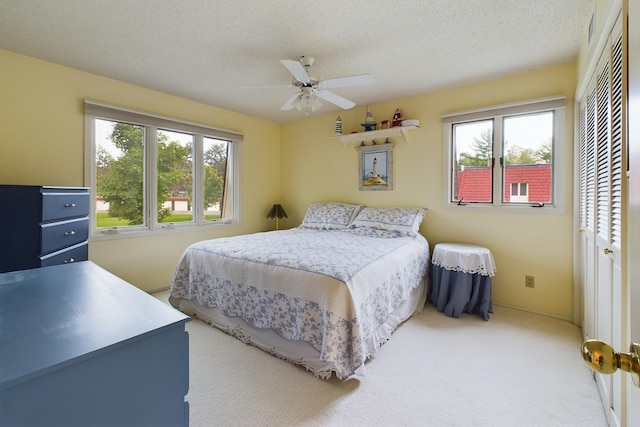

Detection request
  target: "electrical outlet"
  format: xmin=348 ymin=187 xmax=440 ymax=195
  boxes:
xmin=525 ymin=275 xmax=535 ymax=288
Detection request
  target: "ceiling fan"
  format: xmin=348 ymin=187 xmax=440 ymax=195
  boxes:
xmin=239 ymin=56 xmax=374 ymax=113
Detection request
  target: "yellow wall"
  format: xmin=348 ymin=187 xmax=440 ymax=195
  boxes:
xmin=0 ymin=49 xmax=281 ymax=291
xmin=281 ymin=63 xmax=577 ymax=320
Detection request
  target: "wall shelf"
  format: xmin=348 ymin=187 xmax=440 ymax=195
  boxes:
xmin=334 ymin=126 xmax=417 ymax=147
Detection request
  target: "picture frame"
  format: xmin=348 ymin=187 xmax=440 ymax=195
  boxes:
xmin=357 ymin=143 xmax=394 ymax=191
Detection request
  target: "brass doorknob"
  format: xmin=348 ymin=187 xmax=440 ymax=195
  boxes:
xmin=604 ymin=248 xmax=613 ymax=255
xmin=582 ymin=339 xmax=640 ymax=387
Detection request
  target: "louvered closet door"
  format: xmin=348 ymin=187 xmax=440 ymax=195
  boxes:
xmin=579 ymin=18 xmax=624 ymax=427
xmin=595 ymin=43 xmax=613 ymax=407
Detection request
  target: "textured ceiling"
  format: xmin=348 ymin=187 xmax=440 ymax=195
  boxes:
xmin=0 ymin=0 xmax=594 ymax=123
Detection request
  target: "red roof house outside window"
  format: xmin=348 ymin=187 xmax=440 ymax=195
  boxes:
xmin=457 ymin=164 xmax=551 ymax=204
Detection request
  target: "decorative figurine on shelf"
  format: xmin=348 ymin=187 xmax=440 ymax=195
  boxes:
xmin=380 ymin=120 xmax=390 ymax=129
xmin=391 ymin=108 xmax=404 ymax=127
xmin=334 ymin=116 xmax=342 ymax=135
xmin=361 ymin=106 xmax=377 ymax=131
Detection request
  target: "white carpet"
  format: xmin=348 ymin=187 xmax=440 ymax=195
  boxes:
xmin=153 ymin=291 xmax=607 ymax=427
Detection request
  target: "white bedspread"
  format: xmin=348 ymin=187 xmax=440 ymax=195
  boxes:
xmin=170 ymin=227 xmax=430 ymax=379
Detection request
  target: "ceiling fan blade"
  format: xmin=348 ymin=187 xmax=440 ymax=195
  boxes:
xmin=316 ymin=90 xmax=356 ymax=109
xmin=280 ymin=59 xmax=311 ymax=84
xmin=321 ymin=74 xmax=374 ymax=89
xmin=280 ymin=93 xmax=300 ymax=111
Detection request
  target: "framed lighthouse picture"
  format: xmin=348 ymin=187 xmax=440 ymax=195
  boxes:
xmin=357 ymin=143 xmax=394 ymax=191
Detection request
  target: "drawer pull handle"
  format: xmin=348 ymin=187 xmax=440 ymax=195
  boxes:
xmin=64 ymin=258 xmax=75 ymax=264
xmin=64 ymin=203 xmax=76 ymax=207
xmin=64 ymin=230 xmax=76 ymax=236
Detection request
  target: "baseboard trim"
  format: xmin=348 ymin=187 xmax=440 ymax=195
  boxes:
xmin=147 ymin=285 xmax=170 ymax=295
xmin=493 ymin=302 xmax=575 ymax=324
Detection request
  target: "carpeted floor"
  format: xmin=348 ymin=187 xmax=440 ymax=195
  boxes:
xmin=153 ymin=290 xmax=607 ymax=426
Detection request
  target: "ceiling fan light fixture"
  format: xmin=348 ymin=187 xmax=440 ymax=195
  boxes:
xmin=293 ymin=93 xmax=322 ymax=114
xmin=291 ymin=87 xmax=321 ymax=114
xmin=301 ymin=94 xmax=314 ymax=108
xmin=246 ymin=55 xmax=373 ymax=114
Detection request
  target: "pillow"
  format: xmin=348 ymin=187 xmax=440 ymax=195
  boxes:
xmin=349 ymin=207 xmax=427 ymax=236
xmin=300 ymin=203 xmax=363 ymax=230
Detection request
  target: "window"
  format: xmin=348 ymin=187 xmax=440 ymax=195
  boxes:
xmin=510 ymin=182 xmax=529 ymax=202
xmin=85 ymin=101 xmax=242 ymax=237
xmin=443 ymin=97 xmax=565 ymax=210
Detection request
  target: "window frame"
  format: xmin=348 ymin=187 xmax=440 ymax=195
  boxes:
xmin=84 ymin=100 xmax=242 ymax=240
xmin=442 ymin=96 xmax=566 ymax=214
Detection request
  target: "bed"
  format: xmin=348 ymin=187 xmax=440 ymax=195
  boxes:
xmin=169 ymin=203 xmax=429 ymax=379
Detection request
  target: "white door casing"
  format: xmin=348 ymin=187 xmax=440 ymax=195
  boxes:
xmin=626 ymin=0 xmax=640 ymax=425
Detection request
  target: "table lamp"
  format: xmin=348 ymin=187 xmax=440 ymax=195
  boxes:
xmin=267 ymin=204 xmax=287 ymax=230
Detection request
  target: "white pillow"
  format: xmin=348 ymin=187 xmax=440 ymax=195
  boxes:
xmin=349 ymin=207 xmax=427 ymax=236
xmin=300 ymin=203 xmax=363 ymax=230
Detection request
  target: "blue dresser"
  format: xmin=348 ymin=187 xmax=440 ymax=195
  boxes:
xmin=0 ymin=185 xmax=90 ymax=273
xmin=0 ymin=261 xmax=191 ymax=426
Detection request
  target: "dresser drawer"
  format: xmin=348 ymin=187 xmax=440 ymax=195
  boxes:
xmin=40 ymin=242 xmax=89 ymax=267
xmin=42 ymin=191 xmax=90 ymax=222
xmin=41 ymin=217 xmax=89 ymax=255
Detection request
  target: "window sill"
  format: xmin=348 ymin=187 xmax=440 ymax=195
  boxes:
xmin=443 ymin=202 xmax=564 ymax=215
xmin=89 ymin=220 xmax=240 ymax=241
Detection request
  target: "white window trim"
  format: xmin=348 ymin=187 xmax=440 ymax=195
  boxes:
xmin=84 ymin=100 xmax=242 ymax=240
xmin=441 ymin=96 xmax=566 ymax=214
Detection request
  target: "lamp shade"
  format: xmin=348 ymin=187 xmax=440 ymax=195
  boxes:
xmin=267 ymin=204 xmax=288 ymax=219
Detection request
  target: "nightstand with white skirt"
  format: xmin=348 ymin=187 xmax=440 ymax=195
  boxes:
xmin=430 ymin=243 xmax=496 ymax=320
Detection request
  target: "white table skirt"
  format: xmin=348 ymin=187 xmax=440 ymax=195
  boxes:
xmin=430 ymin=243 xmax=495 ymax=320
xmin=431 ymin=243 xmax=496 ymax=277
